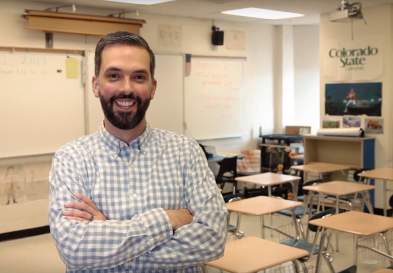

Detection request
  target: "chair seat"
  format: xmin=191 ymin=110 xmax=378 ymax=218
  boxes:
xmin=227 ymin=224 xmax=237 ymax=232
xmin=278 ymin=206 xmax=306 ymax=217
xmin=337 ymin=265 xmax=357 ymax=273
xmin=280 ymin=238 xmax=319 ymax=255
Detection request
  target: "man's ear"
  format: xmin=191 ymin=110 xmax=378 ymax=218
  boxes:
xmin=150 ymin=79 xmax=157 ymax=100
xmin=92 ymin=76 xmax=99 ymax=98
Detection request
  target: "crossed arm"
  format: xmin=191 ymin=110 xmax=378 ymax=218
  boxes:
xmin=49 ymin=148 xmax=227 ymax=271
xmin=63 ymin=193 xmax=193 ymax=231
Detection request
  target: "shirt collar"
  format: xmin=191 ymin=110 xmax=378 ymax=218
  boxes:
xmin=99 ymin=124 xmax=152 ymax=155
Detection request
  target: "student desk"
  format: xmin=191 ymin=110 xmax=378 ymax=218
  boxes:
xmin=359 ymin=168 xmax=393 ymax=216
xmin=309 ymin=211 xmax=393 ymax=273
xmin=206 ymin=236 xmax=308 ymax=273
xmin=303 ymin=181 xmax=375 ymax=214
xmin=226 ymin=196 xmax=303 ymax=238
xmin=235 ymin=172 xmax=301 ymax=199
xmin=291 ymin=162 xmax=352 ymax=181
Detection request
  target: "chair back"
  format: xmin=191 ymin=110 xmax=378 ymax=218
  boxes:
xmin=308 ymin=208 xmax=335 ymax=233
xmin=216 ymin=156 xmax=238 ymax=181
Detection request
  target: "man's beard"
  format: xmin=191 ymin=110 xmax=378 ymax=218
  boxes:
xmin=99 ymin=92 xmax=151 ymax=130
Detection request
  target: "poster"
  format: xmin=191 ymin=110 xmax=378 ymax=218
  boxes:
xmin=322 ymin=119 xmax=340 ymax=128
xmin=325 ymin=82 xmax=382 ymax=116
xmin=365 ymin=117 xmax=383 ymax=134
xmin=343 ymin=116 xmax=361 ymax=128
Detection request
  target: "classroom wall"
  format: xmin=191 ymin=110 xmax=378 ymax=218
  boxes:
xmin=0 ymin=0 xmax=276 ymax=160
xmin=293 ymin=25 xmax=320 ymax=132
xmin=320 ymin=4 xmax=393 ymax=208
xmin=273 ymin=25 xmax=320 ymax=134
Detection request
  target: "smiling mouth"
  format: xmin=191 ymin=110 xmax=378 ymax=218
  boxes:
xmin=114 ymin=98 xmax=136 ymax=110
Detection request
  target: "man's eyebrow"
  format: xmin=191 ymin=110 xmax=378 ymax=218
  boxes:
xmin=132 ymin=69 xmax=149 ymax=74
xmin=104 ymin=67 xmax=122 ymax=73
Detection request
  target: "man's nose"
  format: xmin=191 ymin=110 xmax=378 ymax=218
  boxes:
xmin=121 ymin=78 xmax=134 ymax=92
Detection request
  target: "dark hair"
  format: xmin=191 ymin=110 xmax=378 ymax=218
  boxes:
xmin=94 ymin=31 xmax=155 ymax=79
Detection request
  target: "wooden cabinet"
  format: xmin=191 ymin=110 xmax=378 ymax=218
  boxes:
xmin=304 ymin=135 xmax=375 ymax=170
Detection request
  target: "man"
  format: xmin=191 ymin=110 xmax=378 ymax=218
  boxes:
xmin=49 ymin=31 xmax=227 ymax=273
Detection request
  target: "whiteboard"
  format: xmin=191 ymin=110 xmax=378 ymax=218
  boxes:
xmin=0 ymin=50 xmax=85 ymax=158
xmin=184 ymin=56 xmax=245 ymax=140
xmin=86 ymin=53 xmax=184 ymax=134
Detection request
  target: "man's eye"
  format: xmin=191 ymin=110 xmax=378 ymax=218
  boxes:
xmin=134 ymin=74 xmax=147 ymax=81
xmin=107 ymin=73 xmax=120 ymax=81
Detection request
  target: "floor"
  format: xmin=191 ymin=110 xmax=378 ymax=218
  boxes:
xmin=0 ymin=214 xmax=392 ymax=273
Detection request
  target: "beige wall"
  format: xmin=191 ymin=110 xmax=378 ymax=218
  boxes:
xmin=320 ymin=4 xmax=393 ymax=208
xmin=0 ymin=0 xmax=276 ymax=163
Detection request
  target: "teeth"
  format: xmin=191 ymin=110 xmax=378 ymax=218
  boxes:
xmin=116 ymin=99 xmax=135 ymax=107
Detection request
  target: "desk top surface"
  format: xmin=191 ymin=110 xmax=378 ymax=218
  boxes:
xmin=226 ymin=196 xmax=303 ymax=215
xmin=303 ymin=181 xmax=375 ymax=196
xmin=309 ymin=211 xmax=393 ymax=236
xmin=372 ymin=269 xmax=393 ymax=273
xmin=235 ymin=172 xmax=300 ymax=185
xmin=206 ymin=236 xmax=308 ymax=273
xmin=359 ymin=167 xmax=393 ymax=181
xmin=291 ymin=162 xmax=352 ymax=174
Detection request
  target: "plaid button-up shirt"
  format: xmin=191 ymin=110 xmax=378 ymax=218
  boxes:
xmin=49 ymin=126 xmax=227 ymax=273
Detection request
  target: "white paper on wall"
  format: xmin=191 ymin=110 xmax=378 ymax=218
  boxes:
xmin=321 ymin=36 xmax=384 ymax=82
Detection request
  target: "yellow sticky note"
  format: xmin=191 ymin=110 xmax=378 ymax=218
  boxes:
xmin=65 ymin=57 xmax=79 ymax=79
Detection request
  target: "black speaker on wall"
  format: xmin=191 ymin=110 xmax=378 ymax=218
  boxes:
xmin=211 ymin=26 xmax=224 ymax=46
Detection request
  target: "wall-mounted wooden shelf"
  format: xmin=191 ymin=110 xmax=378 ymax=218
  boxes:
xmin=23 ymin=10 xmax=145 ymax=36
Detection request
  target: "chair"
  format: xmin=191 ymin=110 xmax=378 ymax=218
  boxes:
xmin=279 ymin=208 xmax=336 ymax=273
xmin=199 ymin=144 xmax=211 ymax=159
xmin=216 ymin=156 xmax=238 ymax=196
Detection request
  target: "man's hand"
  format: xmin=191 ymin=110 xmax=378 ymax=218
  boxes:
xmin=165 ymin=209 xmax=193 ymax=230
xmin=63 ymin=193 xmax=107 ymax=221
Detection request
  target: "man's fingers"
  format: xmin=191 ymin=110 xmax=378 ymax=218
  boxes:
xmin=63 ymin=208 xmax=92 ymax=220
xmin=64 ymin=194 xmax=107 ymax=221
xmin=64 ymin=216 xmax=90 ymax=222
xmin=64 ymin=201 xmax=96 ymax=216
xmin=74 ymin=193 xmax=99 ymax=210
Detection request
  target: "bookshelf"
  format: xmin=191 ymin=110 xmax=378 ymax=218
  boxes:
xmin=303 ymin=135 xmax=375 ymax=170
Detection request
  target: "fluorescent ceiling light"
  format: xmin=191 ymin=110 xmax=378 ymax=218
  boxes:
xmin=222 ymin=7 xmax=304 ymax=20
xmin=105 ymin=0 xmax=175 ymax=5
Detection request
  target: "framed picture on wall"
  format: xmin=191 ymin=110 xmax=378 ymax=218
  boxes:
xmin=365 ymin=117 xmax=384 ymax=134
xmin=0 ymin=162 xmax=50 ymax=238
xmin=325 ymin=82 xmax=382 ymax=116
xmin=343 ymin=116 xmax=361 ymax=128
xmin=322 ymin=119 xmax=340 ymax=128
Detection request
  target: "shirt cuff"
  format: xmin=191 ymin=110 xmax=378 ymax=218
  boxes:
xmin=139 ymin=208 xmax=173 ymax=240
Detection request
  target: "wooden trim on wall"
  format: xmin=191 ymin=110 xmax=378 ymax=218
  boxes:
xmin=0 ymin=46 xmax=85 ymax=55
xmin=23 ymin=10 xmax=145 ymax=36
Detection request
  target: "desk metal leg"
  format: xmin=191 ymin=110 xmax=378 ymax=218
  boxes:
xmin=335 ymin=196 xmax=340 ymax=252
xmin=353 ymin=235 xmax=358 ymax=266
xmin=290 ymin=180 xmax=299 ymax=200
xmin=362 ymin=191 xmax=374 ymax=214
xmin=379 ymin=232 xmax=393 ymax=267
xmin=291 ymin=208 xmax=302 ymax=239
xmin=292 ymin=260 xmax=303 ymax=273
xmin=259 ymin=215 xmax=265 ymax=238
xmin=306 ymin=191 xmax=315 ymax=216
xmin=267 ymin=187 xmax=273 ymax=238
xmin=315 ymin=228 xmax=327 ymax=273
xmin=383 ymin=180 xmax=387 ymax=216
